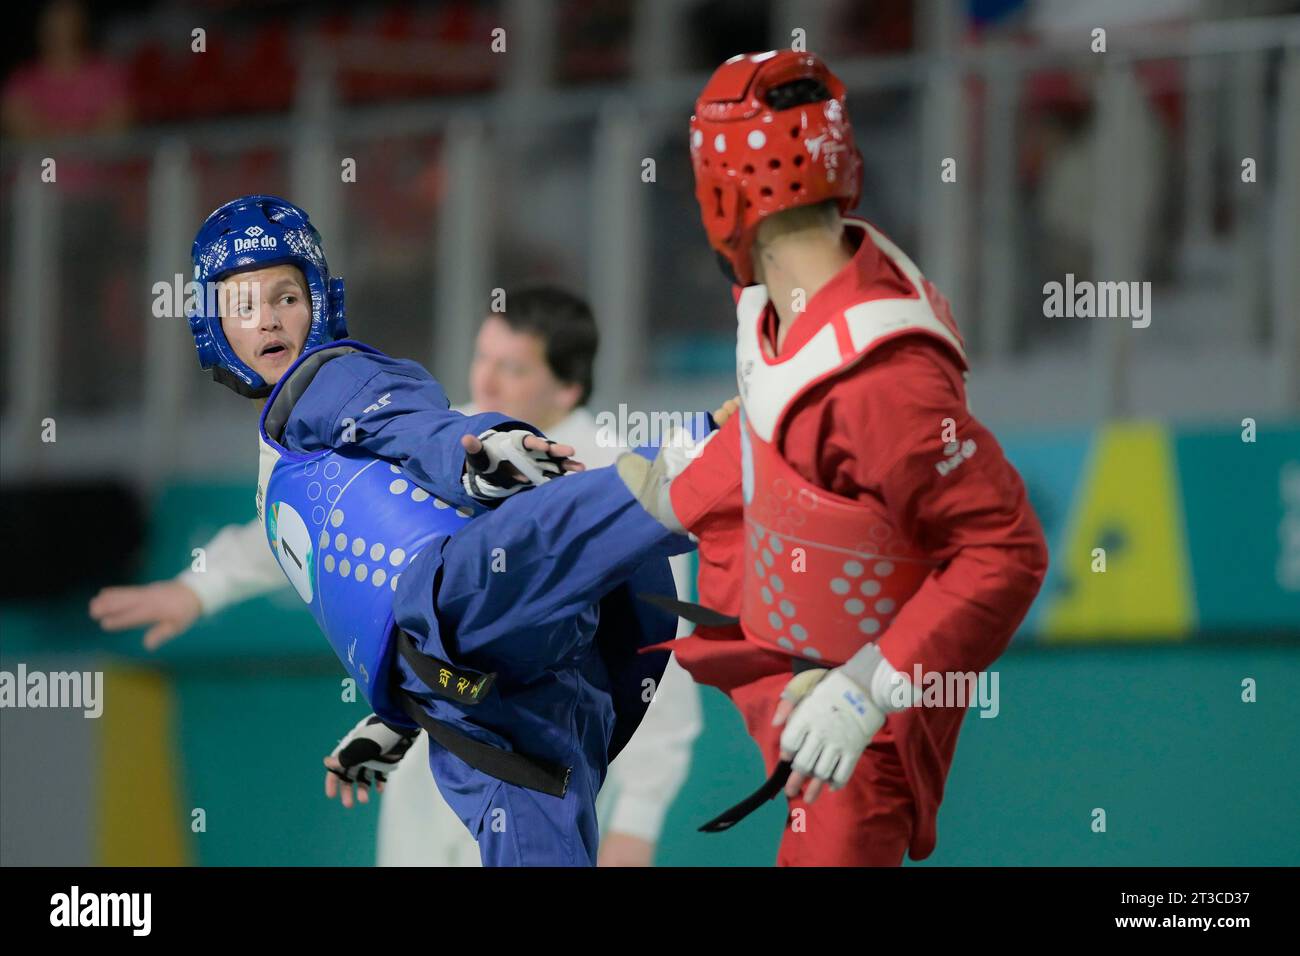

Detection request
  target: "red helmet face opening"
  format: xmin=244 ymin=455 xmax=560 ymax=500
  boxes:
xmin=689 ymin=51 xmax=863 ymax=286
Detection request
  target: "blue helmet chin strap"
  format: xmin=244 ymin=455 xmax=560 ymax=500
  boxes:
xmin=188 ymin=195 xmax=348 ymax=398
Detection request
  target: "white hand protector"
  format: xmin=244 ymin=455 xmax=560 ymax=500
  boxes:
xmin=657 ymin=421 xmax=715 ymax=479
xmin=615 ymin=426 xmax=717 ymax=535
xmin=778 ymin=668 xmax=886 ymax=790
xmin=461 ymin=428 xmax=568 ymax=500
xmin=327 ymin=714 xmax=418 ymax=786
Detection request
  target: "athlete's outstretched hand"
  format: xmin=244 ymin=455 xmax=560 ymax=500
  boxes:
xmin=89 ymin=580 xmax=203 ymax=650
xmin=461 ymin=429 xmax=584 ymax=501
xmin=323 ymin=714 xmax=419 ymax=809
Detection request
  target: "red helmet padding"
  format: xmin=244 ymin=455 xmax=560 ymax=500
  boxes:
xmin=689 ymin=51 xmax=863 ymax=285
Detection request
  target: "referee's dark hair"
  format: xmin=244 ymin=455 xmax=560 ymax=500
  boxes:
xmin=494 ymin=286 xmax=599 ymax=405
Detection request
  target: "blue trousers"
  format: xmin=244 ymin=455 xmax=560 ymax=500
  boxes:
xmin=392 ymin=465 xmax=689 ymax=866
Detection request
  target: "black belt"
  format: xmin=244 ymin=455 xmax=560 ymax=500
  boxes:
xmin=395 ymin=630 xmax=572 ymax=798
xmin=634 ymin=594 xmax=821 ymax=833
xmin=698 ymin=658 xmax=824 ymax=832
xmin=699 ymin=761 xmax=793 ymax=832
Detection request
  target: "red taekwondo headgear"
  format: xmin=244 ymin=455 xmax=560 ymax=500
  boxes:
xmin=689 ymin=50 xmax=864 ymax=286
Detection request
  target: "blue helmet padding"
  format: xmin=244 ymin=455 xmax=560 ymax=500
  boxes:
xmin=189 ymin=195 xmax=348 ymax=397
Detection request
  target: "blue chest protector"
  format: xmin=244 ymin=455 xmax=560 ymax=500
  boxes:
xmin=256 ymin=342 xmax=474 ymax=722
xmin=254 ymin=341 xmax=679 ymax=780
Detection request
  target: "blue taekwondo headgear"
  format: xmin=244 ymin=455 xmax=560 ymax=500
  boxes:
xmin=189 ymin=195 xmax=348 ymax=398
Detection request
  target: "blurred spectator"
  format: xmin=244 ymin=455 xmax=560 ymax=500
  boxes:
xmin=2 ymin=0 xmax=141 ymax=412
xmin=2 ymin=0 xmax=131 ymax=142
xmin=1015 ymin=62 xmax=1176 ymax=352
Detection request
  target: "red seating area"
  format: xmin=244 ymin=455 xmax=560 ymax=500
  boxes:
xmin=124 ymin=5 xmax=502 ymax=124
xmin=127 ymin=22 xmax=297 ymax=123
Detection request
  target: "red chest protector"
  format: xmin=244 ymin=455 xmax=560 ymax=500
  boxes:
xmin=735 ymin=221 xmax=968 ymax=666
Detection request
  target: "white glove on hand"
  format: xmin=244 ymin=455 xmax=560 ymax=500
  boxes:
xmin=326 ymin=713 xmax=417 ymax=788
xmin=615 ymin=424 xmax=719 ymax=536
xmin=776 ymin=668 xmax=885 ymax=796
xmin=462 ymin=428 xmax=569 ymax=500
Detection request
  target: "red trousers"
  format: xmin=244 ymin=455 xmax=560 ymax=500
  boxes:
xmin=728 ymin=669 xmax=915 ymax=867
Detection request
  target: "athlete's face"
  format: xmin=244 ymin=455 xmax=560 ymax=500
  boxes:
xmin=218 ymin=264 xmax=311 ymax=386
xmin=469 ymin=316 xmax=581 ymax=431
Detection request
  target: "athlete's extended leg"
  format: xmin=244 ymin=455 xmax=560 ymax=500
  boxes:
xmin=399 ymin=463 xmax=689 ymax=674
